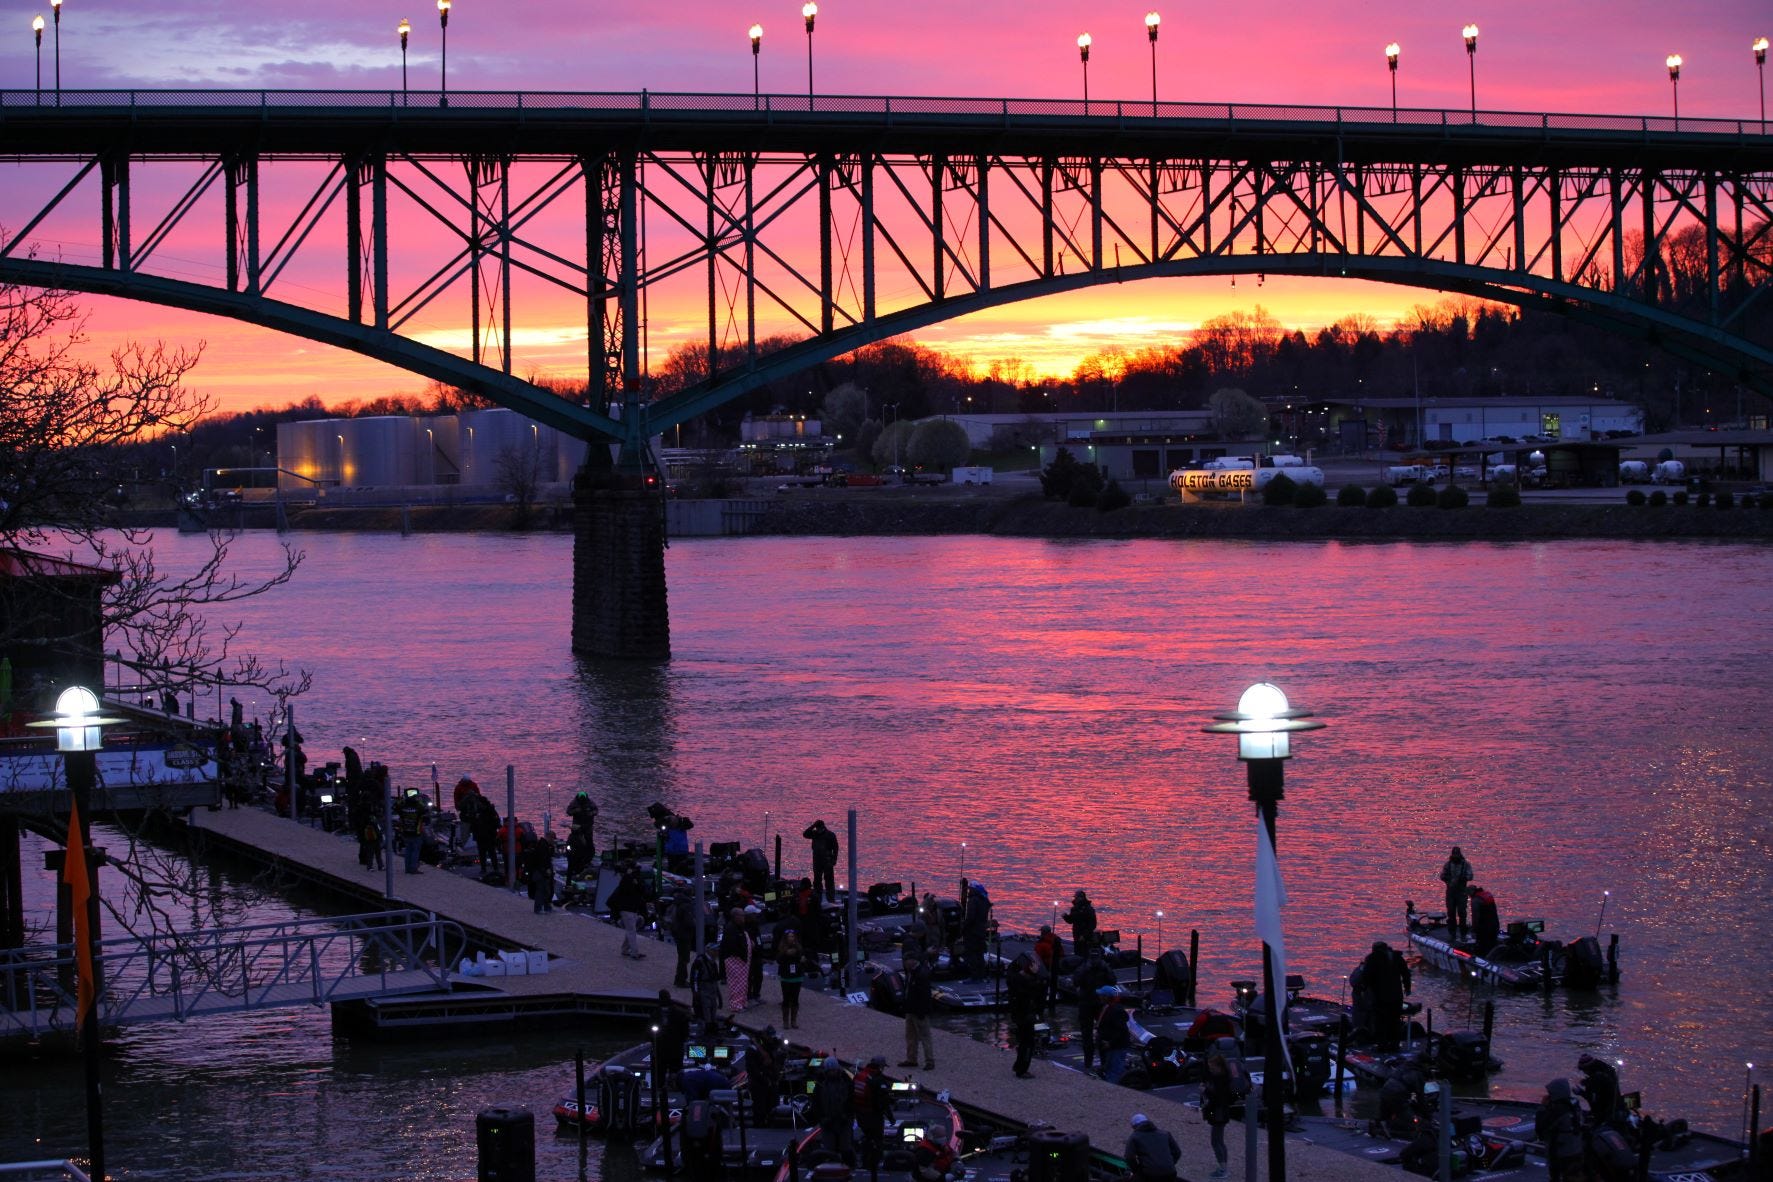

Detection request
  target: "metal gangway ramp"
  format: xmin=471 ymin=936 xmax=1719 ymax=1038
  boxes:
xmin=0 ymin=909 xmax=468 ymax=1040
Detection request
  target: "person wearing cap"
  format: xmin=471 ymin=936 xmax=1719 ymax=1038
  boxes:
xmin=1439 ymin=846 xmax=1475 ymax=940
xmin=1124 ymin=1113 xmax=1181 ymax=1182
xmin=1097 ymin=985 xmax=1133 ymax=1083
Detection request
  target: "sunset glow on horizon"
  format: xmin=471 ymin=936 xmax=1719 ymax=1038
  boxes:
xmin=1 ymin=0 xmax=1763 ymax=412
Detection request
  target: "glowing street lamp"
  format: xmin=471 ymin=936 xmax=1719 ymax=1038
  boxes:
xmin=1385 ymin=42 xmax=1400 ymax=120
xmin=28 ymin=686 xmax=120 ymax=1182
xmin=802 ymin=1 xmax=817 ymax=106
xmin=1145 ymin=12 xmax=1160 ymax=114
xmin=33 ymin=15 xmax=44 ymax=100
xmin=50 ymin=0 xmax=60 ymax=100
xmin=1078 ymin=32 xmax=1092 ymax=113
xmin=398 ymin=17 xmax=410 ymax=99
xmin=750 ymin=23 xmax=763 ymax=107
xmin=1205 ymin=682 xmax=1325 ymax=1182
xmin=1462 ymin=23 xmax=1480 ymax=120
xmin=437 ymin=0 xmax=450 ymax=108
xmin=1757 ymin=38 xmax=1769 ymax=129
xmin=1667 ymin=54 xmax=1682 ymax=127
xmin=1155 ymin=909 xmax=1165 ymax=952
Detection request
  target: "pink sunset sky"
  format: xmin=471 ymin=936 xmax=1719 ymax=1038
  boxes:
xmin=2 ymin=0 xmax=1767 ymax=412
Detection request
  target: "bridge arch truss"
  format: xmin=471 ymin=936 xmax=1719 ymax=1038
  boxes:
xmin=1 ymin=91 xmax=1769 ymax=444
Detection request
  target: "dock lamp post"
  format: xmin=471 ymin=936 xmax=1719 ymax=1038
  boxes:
xmin=30 ymin=686 xmax=120 ymax=1182
xmin=398 ymin=18 xmax=410 ymax=101
xmin=1462 ymin=24 xmax=1479 ymax=120
xmin=750 ymin=23 xmax=763 ymax=107
xmin=1386 ymin=43 xmax=1400 ymax=120
xmin=1155 ymin=910 xmax=1165 ymax=953
xmin=1205 ymin=682 xmax=1324 ymax=1182
xmin=801 ymin=1 xmax=816 ymax=106
xmin=1145 ymin=12 xmax=1160 ymax=114
xmin=1078 ymin=33 xmax=1092 ymax=113
xmin=50 ymin=0 xmax=60 ymax=101
xmin=33 ymin=15 xmax=44 ymax=101
xmin=1757 ymin=38 xmax=1768 ymax=130
xmin=1667 ymin=55 xmax=1682 ymax=126
xmin=437 ymin=0 xmax=450 ymax=107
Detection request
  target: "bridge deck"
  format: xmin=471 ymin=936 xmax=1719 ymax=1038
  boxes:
xmin=188 ymin=806 xmax=1396 ymax=1182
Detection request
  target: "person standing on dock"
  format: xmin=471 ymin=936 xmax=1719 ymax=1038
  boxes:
xmin=804 ymin=819 xmax=839 ymax=903
xmin=1063 ymin=890 xmax=1099 ymax=958
xmin=720 ymin=907 xmax=754 ymax=1011
xmin=1074 ymin=949 xmax=1117 ymax=1071
xmin=465 ymin=791 xmax=501 ymax=882
xmin=1535 ymin=1078 xmax=1585 ymax=1182
xmin=776 ymin=928 xmax=808 ymax=1028
xmin=396 ymin=789 xmax=426 ymax=875
xmin=1124 ymin=1113 xmax=1181 ymax=1182
xmin=609 ymin=863 xmax=650 ymax=958
xmin=1096 ymin=985 xmax=1134 ymax=1083
xmin=525 ymin=830 xmax=557 ymax=913
xmin=899 ymin=949 xmax=935 ymax=1069
xmin=1198 ymin=1053 xmax=1239 ymax=1178
xmin=1439 ymin=846 xmax=1475 ymax=940
xmin=1007 ymin=949 xmax=1046 ymax=1079
xmin=566 ymin=789 xmax=598 ymax=843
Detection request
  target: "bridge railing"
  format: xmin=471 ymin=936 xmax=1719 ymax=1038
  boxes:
xmin=0 ymin=88 xmax=1766 ymax=140
xmin=0 ymin=908 xmax=467 ymax=1038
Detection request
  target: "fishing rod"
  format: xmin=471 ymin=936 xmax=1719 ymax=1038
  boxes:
xmin=1594 ymin=890 xmax=1611 ymax=939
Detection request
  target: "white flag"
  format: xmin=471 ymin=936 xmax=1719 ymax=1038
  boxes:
xmin=1254 ymin=815 xmax=1295 ymax=1078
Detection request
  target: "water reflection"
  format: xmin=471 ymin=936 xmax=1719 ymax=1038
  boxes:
xmin=572 ymin=658 xmax=682 ymax=836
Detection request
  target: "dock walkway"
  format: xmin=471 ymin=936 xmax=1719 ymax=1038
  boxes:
xmin=188 ymin=807 xmax=1391 ymax=1182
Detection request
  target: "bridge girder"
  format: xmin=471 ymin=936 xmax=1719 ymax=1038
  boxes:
xmin=2 ymin=94 xmax=1770 ymax=443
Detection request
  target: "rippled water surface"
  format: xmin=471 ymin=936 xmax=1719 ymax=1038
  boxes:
xmin=6 ymin=531 xmax=1771 ymax=1173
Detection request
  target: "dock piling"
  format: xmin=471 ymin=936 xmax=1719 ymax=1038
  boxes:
xmin=1188 ymin=930 xmax=1199 ymax=1005
xmin=1334 ymin=1015 xmax=1347 ymax=1105
xmin=505 ymin=766 xmax=516 ymax=892
xmin=845 ymin=809 xmax=859 ymax=992
xmin=1437 ymin=1083 xmax=1452 ymax=1182
xmin=694 ymin=843 xmax=706 ymax=962
xmin=382 ymin=780 xmax=394 ymax=900
xmin=1482 ymin=1000 xmax=1494 ymax=1043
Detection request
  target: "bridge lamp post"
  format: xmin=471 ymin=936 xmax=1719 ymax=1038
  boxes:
xmin=1385 ymin=43 xmax=1400 ymax=121
xmin=1666 ymin=55 xmax=1682 ymax=128
xmin=802 ymin=1 xmax=816 ymax=107
xmin=29 ymin=686 xmax=120 ymax=1182
xmin=1078 ymin=33 xmax=1092 ymax=114
xmin=398 ymin=18 xmax=410 ymax=101
xmin=1754 ymin=37 xmax=1767 ymax=130
xmin=1462 ymin=24 xmax=1479 ymax=121
xmin=1145 ymin=13 xmax=1160 ymax=115
xmin=437 ymin=0 xmax=450 ymax=108
xmin=1205 ymin=681 xmax=1324 ymax=1182
xmin=750 ymin=23 xmax=763 ymax=108
xmin=50 ymin=0 xmax=60 ymax=101
xmin=33 ymin=15 xmax=44 ymax=102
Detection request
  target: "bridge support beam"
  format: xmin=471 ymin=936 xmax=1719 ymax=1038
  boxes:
xmin=571 ymin=462 xmax=670 ymax=661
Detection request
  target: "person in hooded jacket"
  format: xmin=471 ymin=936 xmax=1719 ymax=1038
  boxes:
xmin=1074 ymin=949 xmax=1118 ymax=1071
xmin=1577 ymin=1053 xmax=1622 ymax=1129
xmin=1123 ymin=1113 xmax=1181 ymax=1182
xmin=607 ymin=863 xmax=650 ymax=959
xmin=1536 ymin=1078 xmax=1586 ymax=1182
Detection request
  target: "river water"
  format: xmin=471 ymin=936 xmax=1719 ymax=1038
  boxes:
xmin=5 ymin=531 xmax=1771 ymax=1175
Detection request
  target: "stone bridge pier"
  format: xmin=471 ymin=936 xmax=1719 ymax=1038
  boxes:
xmin=571 ymin=464 xmax=670 ymax=662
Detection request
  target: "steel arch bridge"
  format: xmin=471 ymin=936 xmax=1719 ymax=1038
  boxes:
xmin=2 ymin=89 xmax=1770 ymax=655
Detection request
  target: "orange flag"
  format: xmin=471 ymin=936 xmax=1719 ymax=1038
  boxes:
xmin=63 ymin=794 xmax=96 ymax=1030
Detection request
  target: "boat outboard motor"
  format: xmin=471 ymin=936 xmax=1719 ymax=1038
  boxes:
xmin=1435 ymin=1031 xmax=1492 ymax=1080
xmin=1562 ymin=936 xmax=1605 ymax=990
xmin=739 ymin=847 xmax=770 ymax=893
xmin=595 ymin=1065 xmax=643 ymax=1138
xmin=1285 ymin=1030 xmax=1332 ymax=1097
xmin=869 ymin=969 xmax=906 ymax=1015
xmin=1153 ymin=950 xmax=1192 ymax=1002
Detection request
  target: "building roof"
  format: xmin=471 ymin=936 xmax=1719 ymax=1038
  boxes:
xmin=0 ymin=549 xmax=121 ymax=582
xmin=1310 ymin=395 xmax=1640 ymax=411
xmin=1616 ymin=430 xmax=1773 ymax=447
